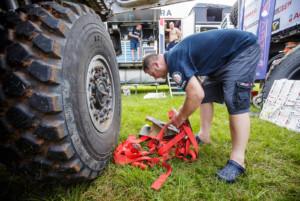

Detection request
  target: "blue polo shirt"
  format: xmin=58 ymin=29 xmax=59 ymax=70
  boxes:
xmin=130 ymin=27 xmax=141 ymax=43
xmin=164 ymin=29 xmax=257 ymax=90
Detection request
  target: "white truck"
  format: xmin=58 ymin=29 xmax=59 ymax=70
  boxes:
xmin=107 ymin=3 xmax=194 ymax=85
xmin=191 ymin=3 xmax=232 ymax=32
xmin=106 ymin=3 xmax=232 ymax=86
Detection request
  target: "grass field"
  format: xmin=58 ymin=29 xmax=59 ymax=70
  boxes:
xmin=0 ymin=87 xmax=299 ymax=200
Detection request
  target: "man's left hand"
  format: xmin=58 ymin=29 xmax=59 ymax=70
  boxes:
xmin=167 ymin=109 xmax=185 ymax=129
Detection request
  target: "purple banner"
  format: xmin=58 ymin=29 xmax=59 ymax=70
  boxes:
xmin=238 ymin=0 xmax=276 ymax=80
xmin=255 ymin=0 xmax=276 ymax=79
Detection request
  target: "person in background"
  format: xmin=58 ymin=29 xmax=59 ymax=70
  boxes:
xmin=129 ymin=24 xmax=142 ymax=61
xmin=165 ymin=22 xmax=181 ymax=51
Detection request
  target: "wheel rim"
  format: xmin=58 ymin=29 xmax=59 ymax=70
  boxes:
xmin=86 ymin=55 xmax=114 ymax=133
xmin=253 ymin=94 xmax=263 ymax=109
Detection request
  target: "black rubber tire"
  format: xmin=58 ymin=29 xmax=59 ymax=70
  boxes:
xmin=230 ymin=1 xmax=238 ymax=28
xmin=262 ymin=45 xmax=300 ymax=101
xmin=268 ymin=53 xmax=285 ymax=67
xmin=261 ymin=53 xmax=286 ymax=86
xmin=0 ymin=2 xmax=121 ymax=182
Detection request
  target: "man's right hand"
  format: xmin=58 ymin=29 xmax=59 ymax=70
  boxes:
xmin=167 ymin=109 xmax=186 ymax=129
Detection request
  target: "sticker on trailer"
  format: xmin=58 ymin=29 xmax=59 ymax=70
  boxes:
xmin=243 ymin=0 xmax=262 ymax=34
xmin=272 ymin=0 xmax=300 ymax=34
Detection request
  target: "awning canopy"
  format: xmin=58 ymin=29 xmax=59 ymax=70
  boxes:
xmin=108 ymin=9 xmax=161 ymax=22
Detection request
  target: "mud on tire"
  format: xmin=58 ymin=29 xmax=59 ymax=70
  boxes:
xmin=262 ymin=45 xmax=300 ymax=101
xmin=0 ymin=2 xmax=121 ymax=182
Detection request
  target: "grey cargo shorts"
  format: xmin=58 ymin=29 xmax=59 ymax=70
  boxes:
xmin=201 ymin=41 xmax=261 ymax=115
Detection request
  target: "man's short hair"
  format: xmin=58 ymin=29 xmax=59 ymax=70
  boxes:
xmin=142 ymin=54 xmax=158 ymax=72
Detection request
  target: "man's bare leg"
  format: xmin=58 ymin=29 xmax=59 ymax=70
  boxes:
xmin=131 ymin=49 xmax=135 ymax=61
xmin=197 ymin=102 xmax=214 ymax=144
xmin=229 ymin=113 xmax=250 ymax=168
xmin=137 ymin=47 xmax=140 ymax=60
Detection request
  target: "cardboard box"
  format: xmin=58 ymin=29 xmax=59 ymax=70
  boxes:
xmin=260 ymin=79 xmax=300 ymax=132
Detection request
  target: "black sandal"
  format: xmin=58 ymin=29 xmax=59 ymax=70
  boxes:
xmin=216 ymin=159 xmax=246 ymax=184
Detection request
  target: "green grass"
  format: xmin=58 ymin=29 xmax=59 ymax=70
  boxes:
xmin=121 ymin=84 xmax=170 ymax=94
xmin=253 ymin=83 xmax=261 ymax=92
xmin=0 ymin=90 xmax=299 ymax=201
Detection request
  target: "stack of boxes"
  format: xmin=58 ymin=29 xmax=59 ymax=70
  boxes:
xmin=260 ymin=79 xmax=300 ymax=132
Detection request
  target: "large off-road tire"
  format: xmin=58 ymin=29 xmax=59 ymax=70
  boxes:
xmin=0 ymin=1 xmax=121 ymax=182
xmin=262 ymin=45 xmax=300 ymax=101
xmin=230 ymin=1 xmax=238 ymax=28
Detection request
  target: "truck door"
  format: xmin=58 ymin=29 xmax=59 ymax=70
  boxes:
xmin=181 ymin=12 xmax=195 ymax=39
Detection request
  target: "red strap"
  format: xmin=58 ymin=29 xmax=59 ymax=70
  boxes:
xmin=113 ymin=110 xmax=199 ymax=190
xmin=183 ymin=125 xmax=198 ymax=154
xmin=157 ymin=131 xmax=186 ymax=155
xmin=132 ymin=162 xmax=147 ymax=170
xmin=152 ymin=124 xmax=168 ymax=145
xmin=150 ymin=162 xmax=172 ymax=190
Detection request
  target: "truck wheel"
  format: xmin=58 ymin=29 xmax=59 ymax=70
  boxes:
xmin=267 ymin=52 xmax=285 ymax=70
xmin=230 ymin=1 xmax=238 ymax=27
xmin=0 ymin=2 xmax=121 ymax=182
xmin=262 ymin=45 xmax=300 ymax=101
xmin=259 ymin=52 xmax=286 ymax=95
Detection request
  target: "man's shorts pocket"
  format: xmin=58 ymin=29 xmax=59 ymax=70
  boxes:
xmin=234 ymin=81 xmax=254 ymax=110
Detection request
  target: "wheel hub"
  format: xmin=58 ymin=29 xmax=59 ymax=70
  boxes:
xmin=95 ymin=80 xmax=109 ymax=107
xmin=86 ymin=55 xmax=114 ymax=132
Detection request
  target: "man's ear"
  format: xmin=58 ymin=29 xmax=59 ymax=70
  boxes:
xmin=152 ymin=61 xmax=159 ymax=69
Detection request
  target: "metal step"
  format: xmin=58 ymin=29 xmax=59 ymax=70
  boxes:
xmin=168 ymin=73 xmax=186 ymax=97
xmin=172 ymin=92 xmax=186 ymax=95
xmin=171 ymin=86 xmax=182 ymax=90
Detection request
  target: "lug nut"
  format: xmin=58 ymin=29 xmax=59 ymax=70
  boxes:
xmin=99 ymin=112 xmax=105 ymax=118
xmin=94 ymin=73 xmax=100 ymax=79
xmin=103 ymin=108 xmax=107 ymax=113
